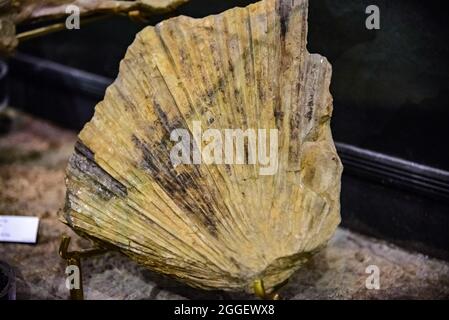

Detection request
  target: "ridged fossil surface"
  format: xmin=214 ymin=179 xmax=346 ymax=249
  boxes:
xmin=62 ymin=0 xmax=343 ymax=294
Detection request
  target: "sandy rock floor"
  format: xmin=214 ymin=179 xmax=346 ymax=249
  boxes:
xmin=0 ymin=110 xmax=448 ymax=300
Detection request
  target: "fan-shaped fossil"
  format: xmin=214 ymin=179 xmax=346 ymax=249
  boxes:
xmin=61 ymin=0 xmax=343 ymax=294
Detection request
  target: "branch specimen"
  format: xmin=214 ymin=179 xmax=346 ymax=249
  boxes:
xmin=0 ymin=0 xmax=190 ymax=55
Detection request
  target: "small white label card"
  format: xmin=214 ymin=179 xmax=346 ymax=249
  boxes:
xmin=0 ymin=216 xmax=40 ymax=244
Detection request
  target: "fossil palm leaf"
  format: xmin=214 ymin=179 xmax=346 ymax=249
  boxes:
xmin=62 ymin=0 xmax=343 ymax=293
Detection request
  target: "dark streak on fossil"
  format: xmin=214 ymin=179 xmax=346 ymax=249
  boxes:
xmin=132 ymin=135 xmax=218 ymax=235
xmin=63 ymin=191 xmax=74 ymax=227
xmin=278 ymin=0 xmax=291 ymax=39
xmin=71 ymin=140 xmax=128 ymax=199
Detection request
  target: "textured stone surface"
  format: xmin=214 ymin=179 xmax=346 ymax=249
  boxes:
xmin=0 ymin=110 xmax=448 ymax=299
